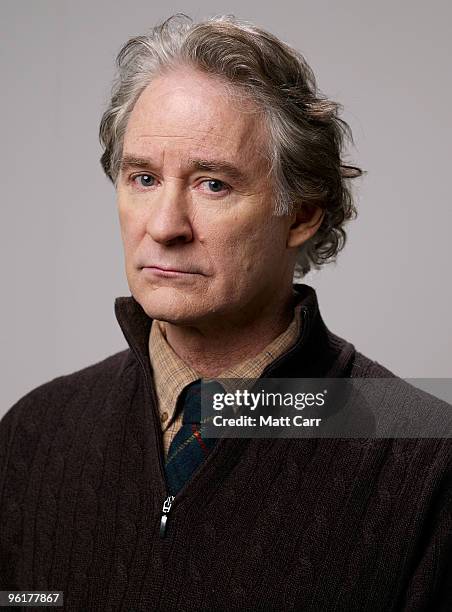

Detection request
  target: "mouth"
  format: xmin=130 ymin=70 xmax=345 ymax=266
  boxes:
xmin=141 ymin=266 xmax=199 ymax=278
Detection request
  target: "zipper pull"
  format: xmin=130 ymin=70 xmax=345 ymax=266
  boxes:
xmin=159 ymin=495 xmax=175 ymax=538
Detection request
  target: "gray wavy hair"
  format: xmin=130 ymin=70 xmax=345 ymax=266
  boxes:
xmin=99 ymin=13 xmax=362 ymax=278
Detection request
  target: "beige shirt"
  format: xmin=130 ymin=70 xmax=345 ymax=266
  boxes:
xmin=149 ymin=302 xmax=303 ymax=458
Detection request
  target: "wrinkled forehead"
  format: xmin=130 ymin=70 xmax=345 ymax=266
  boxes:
xmin=122 ymin=67 xmax=271 ymax=172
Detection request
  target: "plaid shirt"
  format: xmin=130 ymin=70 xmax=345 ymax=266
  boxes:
xmin=149 ymin=300 xmax=303 ymax=458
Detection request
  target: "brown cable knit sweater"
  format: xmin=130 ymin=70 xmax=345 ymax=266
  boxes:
xmin=0 ymin=284 xmax=451 ymax=611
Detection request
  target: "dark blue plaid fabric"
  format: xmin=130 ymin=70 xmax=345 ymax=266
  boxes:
xmin=164 ymin=379 xmax=222 ymax=496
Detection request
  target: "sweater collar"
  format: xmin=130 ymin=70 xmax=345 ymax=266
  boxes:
xmin=114 ymin=283 xmax=356 ymax=380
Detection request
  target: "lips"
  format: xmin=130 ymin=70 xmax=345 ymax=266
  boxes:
xmin=144 ymin=266 xmax=194 ymax=273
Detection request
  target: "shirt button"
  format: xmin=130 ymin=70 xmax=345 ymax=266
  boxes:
xmin=160 ymin=411 xmax=169 ymax=423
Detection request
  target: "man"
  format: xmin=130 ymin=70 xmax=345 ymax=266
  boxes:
xmin=0 ymin=14 xmax=450 ymax=612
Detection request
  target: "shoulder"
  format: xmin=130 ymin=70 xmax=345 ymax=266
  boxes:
xmin=0 ymin=348 xmax=134 ymax=436
xmin=341 ymin=346 xmax=452 ymax=446
xmin=16 ymin=347 xmax=132 ymax=403
xmin=346 ymin=344 xmax=399 ymax=378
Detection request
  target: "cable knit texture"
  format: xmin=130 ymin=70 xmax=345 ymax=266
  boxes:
xmin=0 ymin=284 xmax=451 ymax=611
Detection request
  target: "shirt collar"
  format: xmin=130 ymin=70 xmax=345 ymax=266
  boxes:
xmin=114 ymin=283 xmax=356 ymax=386
xmin=149 ymin=299 xmax=305 ymax=418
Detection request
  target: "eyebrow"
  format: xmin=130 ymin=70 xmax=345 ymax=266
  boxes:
xmin=119 ymin=155 xmax=248 ymax=184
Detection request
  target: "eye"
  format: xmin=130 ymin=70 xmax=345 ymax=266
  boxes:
xmin=132 ymin=174 xmax=156 ymax=188
xmin=201 ymin=179 xmax=229 ymax=194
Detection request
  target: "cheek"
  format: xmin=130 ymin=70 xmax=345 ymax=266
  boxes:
xmin=203 ymin=218 xmax=265 ymax=281
xmin=203 ymin=223 xmax=249 ymax=260
xmin=118 ymin=205 xmax=144 ymax=250
xmin=224 ymin=213 xmax=280 ymax=253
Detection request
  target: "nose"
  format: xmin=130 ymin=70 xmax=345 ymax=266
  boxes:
xmin=145 ymin=182 xmax=194 ymax=245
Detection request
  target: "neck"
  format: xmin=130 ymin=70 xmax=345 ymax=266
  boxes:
xmin=163 ymin=287 xmax=298 ymax=378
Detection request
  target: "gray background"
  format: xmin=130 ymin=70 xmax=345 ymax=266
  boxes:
xmin=1 ymin=0 xmax=451 ymax=416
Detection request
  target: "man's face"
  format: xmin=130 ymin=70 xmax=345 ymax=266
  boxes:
xmin=116 ymin=66 xmax=296 ymax=329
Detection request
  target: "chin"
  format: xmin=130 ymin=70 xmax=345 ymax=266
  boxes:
xmin=132 ymin=285 xmax=209 ymax=325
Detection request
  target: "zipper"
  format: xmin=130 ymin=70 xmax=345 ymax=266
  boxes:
xmin=114 ymin=313 xmax=172 ymax=537
xmin=159 ymin=495 xmax=175 ymax=537
xmin=140 ymin=366 xmax=177 ymax=538
xmin=144 ymin=374 xmax=176 ymax=538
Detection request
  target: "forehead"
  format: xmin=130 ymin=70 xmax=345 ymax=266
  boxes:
xmin=122 ymin=67 xmax=269 ymax=170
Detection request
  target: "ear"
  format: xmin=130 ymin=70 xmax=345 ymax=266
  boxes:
xmin=286 ymin=203 xmax=325 ymax=248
